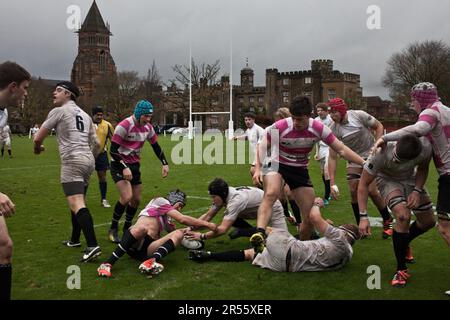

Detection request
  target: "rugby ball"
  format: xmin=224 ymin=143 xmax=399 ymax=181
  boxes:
xmin=181 ymin=236 xmax=204 ymax=250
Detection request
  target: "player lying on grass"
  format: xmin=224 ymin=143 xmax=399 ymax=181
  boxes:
xmin=189 ymin=198 xmax=361 ymax=272
xmin=97 ymin=190 xmax=217 ymax=277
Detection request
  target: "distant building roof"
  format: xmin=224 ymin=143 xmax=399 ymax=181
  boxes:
xmin=78 ymin=0 xmax=111 ymax=34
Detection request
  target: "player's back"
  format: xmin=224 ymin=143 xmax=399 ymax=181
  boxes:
xmin=43 ymin=101 xmax=95 ymax=162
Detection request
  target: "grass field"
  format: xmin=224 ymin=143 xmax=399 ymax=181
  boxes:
xmin=3 ymin=134 xmax=450 ymax=300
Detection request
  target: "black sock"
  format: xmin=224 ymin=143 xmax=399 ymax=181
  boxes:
xmin=289 ymin=200 xmax=301 ymax=224
xmin=123 ymin=206 xmax=138 ymax=232
xmin=379 ymin=207 xmax=392 ymax=222
xmin=210 ymin=250 xmax=246 ymax=262
xmin=76 ymin=207 xmax=98 ymax=247
xmin=323 ymin=176 xmax=331 ymax=200
xmin=7 ymin=150 xmax=11 ymax=157
xmin=408 ymin=221 xmax=426 ymax=243
xmin=393 ymin=230 xmax=409 ymax=271
xmin=70 ymin=210 xmax=81 ymax=243
xmin=351 ymin=203 xmax=360 ymax=225
xmin=106 ymin=229 xmax=138 ymax=265
xmin=281 ymin=200 xmax=290 ymax=218
xmin=111 ymin=201 xmax=126 ymax=230
xmin=1 ymin=148 xmax=3 ymax=157
xmin=99 ymin=182 xmax=107 ymax=200
xmin=152 ymin=239 xmax=175 ymax=262
xmin=0 ymin=263 xmax=12 ymax=300
xmin=232 ymin=217 xmax=253 ymax=229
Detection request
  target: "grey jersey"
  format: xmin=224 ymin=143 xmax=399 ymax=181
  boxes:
xmin=42 ymin=101 xmax=98 ymax=163
xmin=211 ymin=187 xmax=287 ymax=230
xmin=253 ymin=226 xmax=353 ymax=272
xmin=364 ymin=138 xmax=432 ymax=181
xmin=330 ymin=110 xmax=377 ymax=158
xmin=0 ymin=108 xmax=8 ymax=129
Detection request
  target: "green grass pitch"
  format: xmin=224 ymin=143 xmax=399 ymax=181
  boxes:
xmin=2 ymin=134 xmax=449 ymax=300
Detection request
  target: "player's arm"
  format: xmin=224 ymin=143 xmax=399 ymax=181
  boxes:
xmin=89 ymin=119 xmax=101 ymax=158
xmin=357 ymin=169 xmax=376 ymax=236
xmin=198 ymin=206 xmax=220 ymax=222
xmin=309 ymin=198 xmax=329 ymax=235
xmin=371 ymin=119 xmax=384 ymax=140
xmin=329 ymin=138 xmax=364 ymax=166
xmin=186 ymin=218 xmax=234 ymax=241
xmin=167 ymin=209 xmax=217 ymax=231
xmin=407 ymin=155 xmax=431 ymax=209
xmin=376 ymin=118 xmax=435 ymax=148
xmin=150 ymin=140 xmax=169 ymax=178
xmin=253 ymin=133 xmax=270 ymax=186
xmin=33 ymin=127 xmax=50 ymax=154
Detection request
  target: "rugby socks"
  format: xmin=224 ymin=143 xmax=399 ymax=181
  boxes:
xmin=407 ymin=221 xmax=426 ymax=243
xmin=7 ymin=149 xmax=11 ymax=157
xmin=152 ymin=239 xmax=175 ymax=262
xmin=209 ymin=250 xmax=246 ymax=262
xmin=0 ymin=148 xmax=3 ymax=157
xmin=76 ymin=207 xmax=98 ymax=247
xmin=289 ymin=200 xmax=301 ymax=224
xmin=378 ymin=207 xmax=392 ymax=222
xmin=232 ymin=217 xmax=253 ymax=229
xmin=123 ymin=206 xmax=138 ymax=232
xmin=111 ymin=201 xmax=126 ymax=230
xmin=322 ymin=175 xmax=331 ymax=200
xmin=0 ymin=263 xmax=12 ymax=300
xmin=106 ymin=229 xmax=137 ymax=265
xmin=99 ymin=182 xmax=107 ymax=200
xmin=351 ymin=203 xmax=360 ymax=225
xmin=70 ymin=210 xmax=81 ymax=243
xmin=393 ymin=230 xmax=409 ymax=271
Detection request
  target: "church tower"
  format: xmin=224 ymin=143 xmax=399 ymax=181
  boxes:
xmin=71 ymin=0 xmax=117 ymax=107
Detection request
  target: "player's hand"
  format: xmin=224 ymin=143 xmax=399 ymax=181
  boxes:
xmin=123 ymin=167 xmax=132 ymax=181
xmin=314 ymin=155 xmax=319 ymax=161
xmin=0 ymin=192 xmax=15 ymax=218
xmin=208 ymin=222 xmax=218 ymax=232
xmin=373 ymin=138 xmax=386 ymax=152
xmin=162 ymin=165 xmax=169 ymax=178
xmin=185 ymin=231 xmax=201 ymax=240
xmin=34 ymin=144 xmax=45 ymax=154
xmin=359 ymin=219 xmax=371 ymax=237
xmin=331 ymin=185 xmax=340 ymax=200
xmin=406 ymin=191 xmax=421 ymax=209
xmin=314 ymin=197 xmax=324 ymax=208
xmin=252 ymin=168 xmax=263 ymax=187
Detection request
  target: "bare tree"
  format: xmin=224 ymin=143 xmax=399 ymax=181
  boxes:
xmin=383 ymin=40 xmax=450 ymax=107
xmin=171 ymin=58 xmax=221 ymax=87
xmin=107 ymin=70 xmax=142 ymax=121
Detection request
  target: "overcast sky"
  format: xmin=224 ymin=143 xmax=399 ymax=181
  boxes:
xmin=1 ymin=0 xmax=449 ymax=99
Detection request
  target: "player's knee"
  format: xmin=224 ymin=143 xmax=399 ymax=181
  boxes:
xmin=396 ymin=212 xmax=410 ymax=226
xmin=130 ymin=225 xmax=147 ymax=238
xmin=0 ymin=236 xmax=13 ymax=263
xmin=172 ymin=229 xmax=185 ymax=243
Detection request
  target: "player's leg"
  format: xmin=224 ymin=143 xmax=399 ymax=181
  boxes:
xmin=0 ymin=216 xmax=13 ymax=300
xmin=436 ymin=175 xmax=450 ymax=246
xmin=347 ymin=166 xmax=362 ymax=224
xmin=290 ymin=186 xmax=316 ymax=240
xmin=109 ymin=180 xmax=132 ymax=243
xmin=368 ymin=180 xmax=393 ymax=238
xmin=124 ymin=183 xmax=141 ymax=233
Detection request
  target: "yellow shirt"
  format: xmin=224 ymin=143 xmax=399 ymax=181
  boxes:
xmin=95 ymin=119 xmax=114 ymax=152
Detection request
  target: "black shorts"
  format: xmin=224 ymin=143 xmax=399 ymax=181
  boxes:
xmin=127 ymin=235 xmax=155 ymax=262
xmin=95 ymin=151 xmax=110 ymax=171
xmin=437 ymin=175 xmax=450 ymax=221
xmin=265 ymin=162 xmax=313 ymax=190
xmin=62 ymin=182 xmax=88 ymax=196
xmin=110 ymin=161 xmax=142 ymax=185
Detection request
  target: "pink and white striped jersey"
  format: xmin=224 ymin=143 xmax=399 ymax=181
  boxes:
xmin=138 ymin=197 xmax=176 ymax=236
xmin=111 ymin=116 xmax=157 ymax=164
xmin=265 ymin=117 xmax=336 ymax=167
xmin=383 ymin=101 xmax=450 ymax=176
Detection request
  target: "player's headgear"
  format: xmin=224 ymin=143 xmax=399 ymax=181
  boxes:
xmin=411 ymin=82 xmax=439 ymax=110
xmin=92 ymin=106 xmax=104 ymax=115
xmin=56 ymin=81 xmax=80 ymax=101
xmin=338 ymin=224 xmax=360 ymax=246
xmin=328 ymin=98 xmax=347 ymax=120
xmin=134 ymin=100 xmax=154 ymax=120
xmin=208 ymin=178 xmax=229 ymax=203
xmin=167 ymin=189 xmax=187 ymax=206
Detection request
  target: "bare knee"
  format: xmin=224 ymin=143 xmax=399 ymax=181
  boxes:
xmin=437 ymin=221 xmax=450 ymax=246
xmin=0 ymin=236 xmax=13 ymax=264
xmin=130 ymin=225 xmax=147 ymax=238
xmin=170 ymin=230 xmax=185 ymax=245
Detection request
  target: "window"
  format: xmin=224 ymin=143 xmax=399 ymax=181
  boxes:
xmin=304 ymin=77 xmax=312 ymax=84
xmin=238 ymin=97 xmax=244 ymax=103
xmin=249 ymin=97 xmax=255 ymax=103
xmin=99 ymin=51 xmax=106 ymax=72
xmin=283 ymin=78 xmax=289 ymax=86
xmin=258 ymin=96 xmax=264 ymax=103
xmin=327 ymin=88 xmax=336 ymax=100
xmin=283 ymin=97 xmax=289 ymax=103
xmin=282 ymin=91 xmax=289 ymax=97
